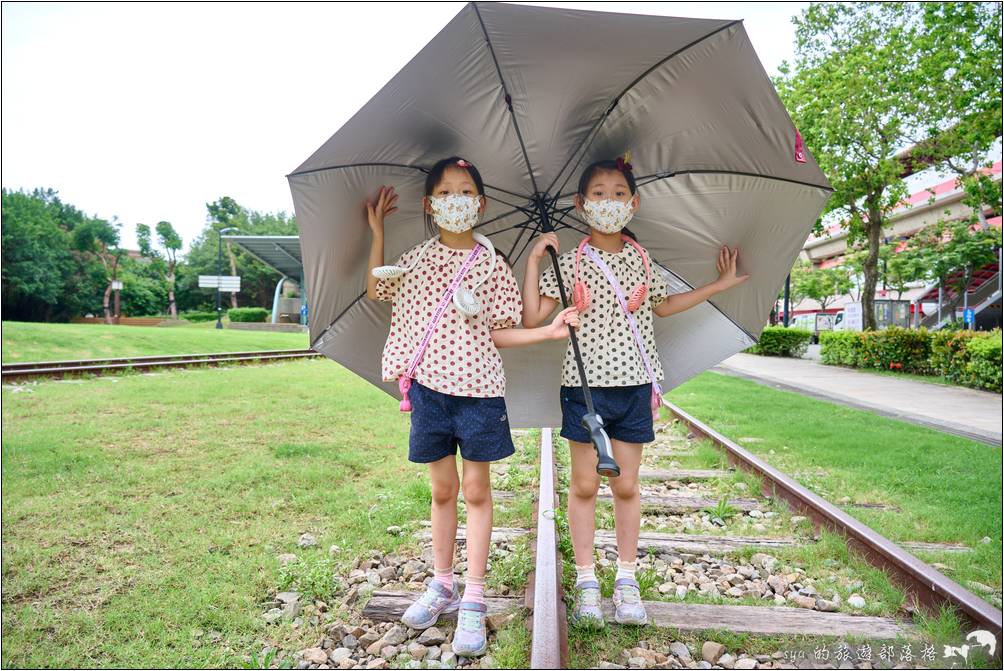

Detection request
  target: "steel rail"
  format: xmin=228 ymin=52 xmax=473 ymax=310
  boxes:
xmin=528 ymin=428 xmax=569 ymax=668
xmin=663 ymin=399 xmax=1003 ymax=642
xmin=2 ymin=350 xmax=320 ymax=381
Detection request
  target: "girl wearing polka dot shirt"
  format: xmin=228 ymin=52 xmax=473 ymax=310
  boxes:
xmin=365 ymin=157 xmax=579 ymax=653
xmin=522 ymin=158 xmax=750 ymax=628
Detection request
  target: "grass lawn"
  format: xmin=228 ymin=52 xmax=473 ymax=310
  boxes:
xmin=1 ymin=359 xmax=427 ymax=668
xmin=666 ymin=371 xmax=1003 ymax=602
xmin=1 ymin=321 xmax=308 ymax=363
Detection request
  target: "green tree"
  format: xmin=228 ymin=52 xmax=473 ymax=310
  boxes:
xmin=878 ymin=241 xmax=925 ymax=302
xmin=135 ymin=221 xmax=183 ymax=317
xmin=912 ymin=2 xmax=1003 ymax=228
xmin=206 ymin=196 xmax=245 ymax=309
xmin=176 ymin=201 xmax=297 ymax=312
xmin=903 ymin=219 xmax=1002 ymax=316
xmin=793 ymin=261 xmax=853 ymax=311
xmin=1 ymin=189 xmax=73 ymax=320
xmin=73 ymin=217 xmax=124 ymax=323
xmin=1 ymin=188 xmax=112 ymax=322
xmin=776 ymin=2 xmax=926 ymax=329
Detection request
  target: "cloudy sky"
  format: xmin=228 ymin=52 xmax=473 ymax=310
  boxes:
xmin=2 ymin=1 xmax=807 ymax=251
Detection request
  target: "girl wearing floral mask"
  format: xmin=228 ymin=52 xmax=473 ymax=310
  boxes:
xmin=365 ymin=156 xmax=579 ymax=654
xmin=522 ymin=157 xmax=749 ymax=629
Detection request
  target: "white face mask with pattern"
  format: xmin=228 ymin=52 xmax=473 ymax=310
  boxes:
xmin=429 ymin=194 xmax=481 ymax=233
xmin=581 ymin=198 xmax=635 ymax=234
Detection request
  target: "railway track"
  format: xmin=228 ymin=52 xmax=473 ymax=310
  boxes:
xmin=1 ymin=349 xmax=321 ymax=382
xmin=662 ymin=399 xmax=1003 ymax=643
xmin=364 ymin=412 xmax=1000 ymax=668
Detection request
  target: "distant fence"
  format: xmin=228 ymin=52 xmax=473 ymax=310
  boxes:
xmin=71 ymin=317 xmax=170 ymax=327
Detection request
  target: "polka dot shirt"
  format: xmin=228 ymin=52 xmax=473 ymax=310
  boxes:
xmin=375 ymin=238 xmax=523 ymax=398
xmin=539 ymin=242 xmax=669 ymax=388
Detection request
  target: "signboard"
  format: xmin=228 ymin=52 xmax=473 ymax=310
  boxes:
xmin=815 ymin=313 xmax=835 ymax=332
xmin=964 ymin=308 xmax=975 ymax=326
xmin=110 ymin=280 xmax=123 ymax=291
xmin=843 ymin=303 xmax=863 ymax=331
xmin=198 ymin=275 xmax=241 ymax=292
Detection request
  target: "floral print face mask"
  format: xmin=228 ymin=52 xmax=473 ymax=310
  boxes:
xmin=429 ymin=194 xmax=481 ymax=233
xmin=582 ymin=198 xmax=635 ymax=233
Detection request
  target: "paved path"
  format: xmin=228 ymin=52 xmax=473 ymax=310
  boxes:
xmin=715 ymin=353 xmax=1002 ymax=446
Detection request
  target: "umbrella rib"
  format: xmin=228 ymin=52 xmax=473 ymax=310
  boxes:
xmin=544 ymin=20 xmax=743 ymax=203
xmin=287 ymin=161 xmax=429 ymax=179
xmin=634 ymin=169 xmax=834 ymax=192
xmin=473 ymin=206 xmax=531 ymax=232
xmin=472 ymin=2 xmax=541 ymax=195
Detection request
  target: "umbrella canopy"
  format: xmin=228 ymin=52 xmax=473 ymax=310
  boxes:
xmin=288 ymin=2 xmax=832 ymax=428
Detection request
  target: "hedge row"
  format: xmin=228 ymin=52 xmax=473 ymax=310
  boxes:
xmin=746 ymin=326 xmax=813 ymax=357
xmin=227 ymin=307 xmax=270 ymax=323
xmin=181 ymin=310 xmax=219 ymax=323
xmin=820 ymin=327 xmax=1002 ymax=392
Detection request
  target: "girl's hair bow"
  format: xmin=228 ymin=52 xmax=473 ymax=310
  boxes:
xmin=616 ymin=152 xmax=633 ymax=174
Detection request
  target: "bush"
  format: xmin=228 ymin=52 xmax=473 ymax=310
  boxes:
xmin=181 ymin=310 xmax=219 ymax=323
xmin=965 ymin=336 xmax=1003 ymax=392
xmin=819 ymin=331 xmax=861 ymax=366
xmin=931 ymin=329 xmax=1002 ymax=392
xmin=822 ymin=327 xmax=1001 ymax=392
xmin=820 ymin=327 xmax=931 ymax=373
xmin=748 ymin=326 xmax=812 ymax=357
xmin=227 ymin=307 xmax=269 ymax=323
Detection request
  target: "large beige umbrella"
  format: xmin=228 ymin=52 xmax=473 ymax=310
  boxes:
xmin=288 ymin=2 xmax=832 ymax=428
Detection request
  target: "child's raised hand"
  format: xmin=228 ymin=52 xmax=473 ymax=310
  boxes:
xmin=715 ymin=246 xmax=751 ymax=290
xmin=529 ymin=232 xmax=560 ymax=262
xmin=545 ymin=306 xmax=580 ymax=340
xmin=366 ymin=186 xmax=398 ymax=236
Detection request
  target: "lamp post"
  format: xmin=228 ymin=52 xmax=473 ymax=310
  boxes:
xmin=216 ymin=227 xmax=240 ymax=329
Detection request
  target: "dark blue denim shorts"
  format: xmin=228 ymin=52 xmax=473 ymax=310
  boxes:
xmin=560 ymin=383 xmax=655 ymax=445
xmin=408 ymin=381 xmax=516 ymax=463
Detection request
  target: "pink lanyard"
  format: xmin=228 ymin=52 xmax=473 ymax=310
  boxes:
xmin=398 ymin=244 xmax=484 ymax=412
xmin=582 ymin=245 xmax=663 ymax=419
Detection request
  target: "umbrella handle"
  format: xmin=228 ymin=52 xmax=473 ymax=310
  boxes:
xmin=582 ymin=412 xmax=620 ymax=477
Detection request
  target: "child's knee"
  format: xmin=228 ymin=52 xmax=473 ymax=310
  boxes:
xmin=431 ymin=479 xmax=460 ymax=505
xmin=461 ymin=479 xmax=491 ymax=507
xmin=570 ymin=472 xmax=600 ymax=500
xmin=609 ymin=475 xmax=639 ymax=500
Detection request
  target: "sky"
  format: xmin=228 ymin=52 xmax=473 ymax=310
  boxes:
xmin=2 ymin=1 xmax=808 ymax=252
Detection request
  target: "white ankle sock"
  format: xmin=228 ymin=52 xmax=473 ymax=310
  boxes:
xmin=616 ymin=559 xmax=637 ymax=582
xmin=575 ymin=563 xmax=597 ymax=586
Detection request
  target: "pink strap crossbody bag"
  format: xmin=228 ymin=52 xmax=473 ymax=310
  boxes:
xmin=397 ymin=244 xmax=484 ymax=412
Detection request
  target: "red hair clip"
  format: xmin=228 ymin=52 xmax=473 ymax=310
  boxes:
xmin=456 ymin=159 xmax=471 ymax=168
xmin=615 ymin=156 xmax=633 ymax=173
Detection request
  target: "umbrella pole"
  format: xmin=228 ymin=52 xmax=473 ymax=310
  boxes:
xmin=536 ymin=197 xmax=619 ymax=477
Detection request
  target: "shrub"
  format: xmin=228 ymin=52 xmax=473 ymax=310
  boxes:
xmin=748 ymin=326 xmax=812 ymax=357
xmin=823 ymin=327 xmax=1001 ymax=392
xmin=181 ymin=310 xmax=219 ymax=323
xmin=819 ymin=331 xmax=861 ymax=366
xmin=227 ymin=307 xmax=269 ymax=323
xmin=965 ymin=336 xmax=1003 ymax=392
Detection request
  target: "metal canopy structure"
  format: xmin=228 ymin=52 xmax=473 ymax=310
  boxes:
xmin=223 ymin=235 xmax=307 ymax=325
xmin=223 ymin=235 xmax=304 ymax=280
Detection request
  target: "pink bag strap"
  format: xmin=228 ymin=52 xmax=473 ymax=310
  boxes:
xmin=398 ymin=243 xmax=484 ymax=412
xmin=582 ymin=244 xmax=663 ymax=419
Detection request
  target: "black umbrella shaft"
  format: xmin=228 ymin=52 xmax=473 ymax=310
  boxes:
xmin=534 ymin=195 xmax=597 ymax=417
xmin=546 ymin=246 xmax=597 ymax=414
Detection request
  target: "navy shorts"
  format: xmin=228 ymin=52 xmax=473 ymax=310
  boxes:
xmin=408 ymin=381 xmax=516 ymax=463
xmin=560 ymin=383 xmax=655 ymax=445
